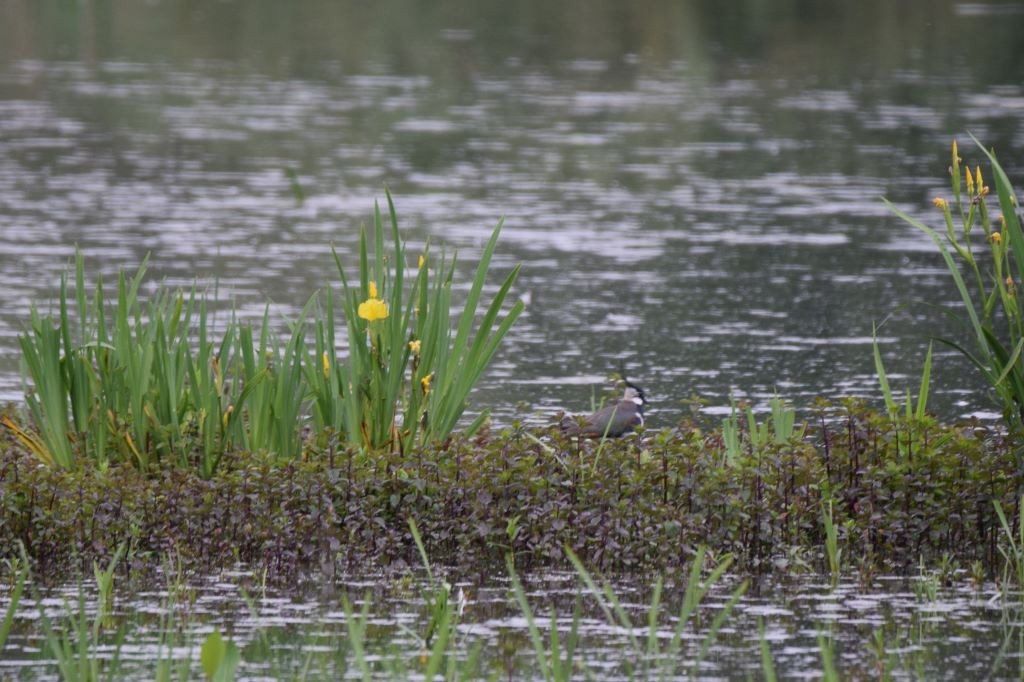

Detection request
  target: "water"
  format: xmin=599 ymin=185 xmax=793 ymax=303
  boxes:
xmin=2 ymin=568 xmax=1023 ymax=680
xmin=2 ymin=5 xmax=1024 ymax=673
xmin=3 ymin=1 xmax=1024 ymax=427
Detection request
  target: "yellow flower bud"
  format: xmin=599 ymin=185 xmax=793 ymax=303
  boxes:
xmin=368 ymin=281 xmax=378 ymax=299
xmin=212 ymin=354 xmax=223 ymax=393
xmin=421 ymin=373 xmax=432 ymax=394
xmin=932 ymin=197 xmax=948 ymax=210
xmin=990 ymin=232 xmax=1002 ymax=245
xmin=408 ymin=339 xmax=421 ymax=354
xmin=322 ymin=351 xmax=330 ymax=377
xmin=976 ymin=166 xmax=983 ymax=190
xmin=965 ymin=167 xmax=975 ymax=195
xmin=418 ymin=254 xmax=425 ymax=269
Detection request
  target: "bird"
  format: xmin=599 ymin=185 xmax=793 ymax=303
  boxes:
xmin=560 ymin=381 xmax=647 ymax=438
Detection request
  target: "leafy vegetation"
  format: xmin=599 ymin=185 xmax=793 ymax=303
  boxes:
xmin=313 ymin=192 xmax=523 ymax=453
xmin=2 ymin=525 xmax=1023 ymax=681
xmin=2 ymin=194 xmax=522 ymax=477
xmin=0 ymin=399 xmax=1015 ymax=583
xmin=5 ymin=153 xmax=1024 ymax=679
xmin=886 ymin=137 xmax=1024 ymax=438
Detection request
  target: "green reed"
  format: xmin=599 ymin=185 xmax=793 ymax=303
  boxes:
xmin=0 ymin=557 xmax=27 ymax=655
xmin=769 ymin=394 xmax=804 ymax=443
xmin=759 ymin=619 xmax=778 ymax=682
xmin=5 ymin=252 xmax=254 ymax=477
xmin=237 ymin=308 xmax=306 ymax=461
xmin=318 ymin=190 xmax=523 ymax=451
xmin=565 ymin=544 xmax=747 ymax=680
xmin=93 ymin=543 xmax=126 ymax=629
xmin=822 ymin=499 xmax=842 ymax=588
xmin=506 ymin=553 xmax=580 ymax=682
xmin=994 ymin=498 xmax=1024 ymax=589
xmin=818 ymin=630 xmax=841 ymax=682
xmin=7 ymin=194 xmax=522 ymax=472
xmin=36 ymin=579 xmax=125 ymax=682
xmin=721 ymin=395 xmax=804 ymax=466
xmin=10 ymin=537 xmax=1024 ymax=680
xmin=872 ymin=323 xmax=933 ymax=423
xmin=200 ymin=630 xmax=240 ymax=682
xmin=886 ymin=137 xmax=1024 ymax=436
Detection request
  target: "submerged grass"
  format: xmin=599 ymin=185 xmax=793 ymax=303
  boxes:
xmin=822 ymin=499 xmax=841 ymax=589
xmin=0 ymin=527 xmax=749 ymax=680
xmin=4 ymin=543 xmax=1024 ymax=681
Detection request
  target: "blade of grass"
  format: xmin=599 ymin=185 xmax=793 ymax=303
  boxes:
xmin=505 ymin=553 xmax=550 ymax=681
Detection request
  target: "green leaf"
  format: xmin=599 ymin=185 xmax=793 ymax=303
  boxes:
xmin=200 ymin=630 xmax=226 ymax=680
xmin=915 ymin=341 xmax=933 ymax=421
xmin=872 ymin=323 xmax=898 ymax=416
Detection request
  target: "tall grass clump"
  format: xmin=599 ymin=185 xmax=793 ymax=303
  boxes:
xmin=237 ymin=308 xmax=307 ymax=462
xmin=312 ymin=191 xmax=524 ymax=451
xmin=993 ymin=499 xmax=1024 ymax=590
xmin=3 ymin=253 xmax=252 ymax=477
xmin=885 ymin=137 xmax=1024 ymax=441
xmin=5 ymin=193 xmax=523 ymax=472
xmin=822 ymin=499 xmax=842 ymax=588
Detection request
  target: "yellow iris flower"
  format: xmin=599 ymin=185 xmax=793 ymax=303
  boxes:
xmin=358 ymin=298 xmax=388 ymax=321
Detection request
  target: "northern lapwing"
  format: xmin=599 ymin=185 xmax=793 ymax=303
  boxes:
xmin=560 ymin=381 xmax=647 ymax=438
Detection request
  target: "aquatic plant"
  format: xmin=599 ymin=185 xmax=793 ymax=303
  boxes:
xmin=885 ymin=137 xmax=1024 ymax=442
xmin=872 ymin=324 xmax=933 ymax=422
xmin=200 ymin=631 xmax=240 ymax=682
xmin=4 ymin=194 xmax=522 ymax=474
xmin=236 ymin=309 xmax=307 ymax=462
xmin=2 ymin=252 xmax=253 ymax=477
xmin=5 ymin=526 xmax=1024 ymax=680
xmin=0 ymin=398 xmax=1011 ymax=583
xmin=759 ymin=620 xmax=778 ymax=682
xmin=721 ymin=396 xmax=804 ymax=466
xmin=0 ymin=557 xmax=27 ymax=655
xmin=315 ymin=191 xmax=523 ymax=452
xmin=37 ymin=579 xmax=125 ymax=681
xmin=821 ymin=499 xmax=842 ymax=589
xmin=993 ymin=498 xmax=1024 ymax=590
xmin=817 ymin=630 xmax=840 ymax=682
xmin=93 ymin=543 xmax=126 ymax=628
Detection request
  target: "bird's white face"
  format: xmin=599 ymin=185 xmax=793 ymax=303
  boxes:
xmin=623 ymin=386 xmax=646 ymax=405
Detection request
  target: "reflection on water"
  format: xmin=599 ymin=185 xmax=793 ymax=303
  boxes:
xmin=1 ymin=1 xmax=1023 ymax=427
xmin=2 ymin=569 xmax=1023 ymax=680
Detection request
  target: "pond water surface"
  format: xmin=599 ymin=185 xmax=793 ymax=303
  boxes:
xmin=2 ymin=1 xmax=1024 ymax=428
xmin=3 ymin=3 xmax=1024 ymax=678
xmin=2 ymin=568 xmax=1024 ymax=680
